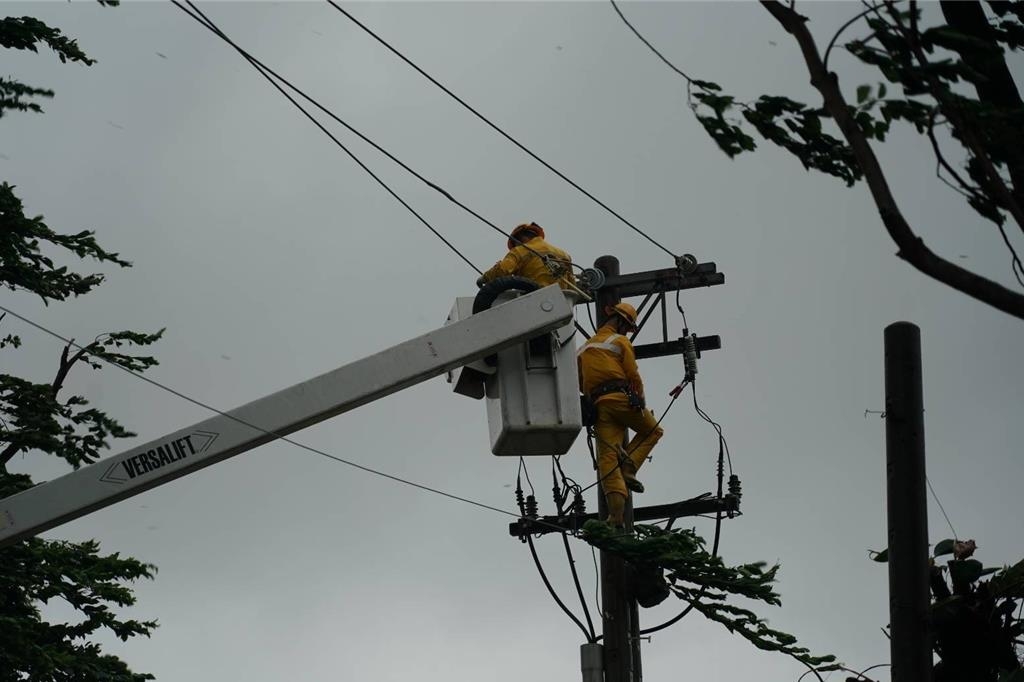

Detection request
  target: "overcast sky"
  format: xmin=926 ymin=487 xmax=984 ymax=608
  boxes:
xmin=3 ymin=2 xmax=1022 ymax=680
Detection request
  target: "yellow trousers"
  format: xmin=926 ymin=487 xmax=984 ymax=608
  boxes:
xmin=593 ymin=394 xmax=664 ymax=498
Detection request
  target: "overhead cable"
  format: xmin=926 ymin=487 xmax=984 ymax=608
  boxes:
xmin=178 ymin=2 xmax=592 ymax=290
xmin=172 ymin=1 xmax=482 ymax=274
xmin=327 ymin=1 xmax=680 ymax=260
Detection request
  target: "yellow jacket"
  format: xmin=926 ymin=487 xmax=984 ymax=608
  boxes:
xmin=480 ymin=238 xmax=576 ymax=290
xmin=577 ymin=324 xmax=644 ymax=402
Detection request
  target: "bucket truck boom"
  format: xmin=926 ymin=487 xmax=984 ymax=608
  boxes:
xmin=0 ymin=285 xmax=573 ymax=548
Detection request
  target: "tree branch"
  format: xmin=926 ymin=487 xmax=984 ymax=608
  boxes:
xmin=887 ymin=0 xmax=1024 ymax=234
xmin=939 ymin=0 xmax=1024 ymax=210
xmin=760 ymin=0 xmax=1024 ymax=320
xmin=0 ymin=339 xmax=95 ymax=467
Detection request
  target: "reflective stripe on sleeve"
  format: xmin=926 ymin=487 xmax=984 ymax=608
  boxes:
xmin=577 ymin=334 xmax=624 ymax=356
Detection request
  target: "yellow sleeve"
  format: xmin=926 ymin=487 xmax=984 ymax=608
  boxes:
xmin=481 ymin=250 xmax=522 ymax=282
xmin=618 ymin=337 xmax=644 ymax=397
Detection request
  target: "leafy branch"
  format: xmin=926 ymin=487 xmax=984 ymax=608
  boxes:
xmin=0 ymin=328 xmax=163 ymax=469
xmin=583 ymin=521 xmax=839 ymax=671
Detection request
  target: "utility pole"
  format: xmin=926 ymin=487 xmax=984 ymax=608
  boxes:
xmin=594 ymin=255 xmax=637 ymax=682
xmin=884 ymin=322 xmax=932 ymax=682
xmin=508 ymin=254 xmax=729 ymax=682
xmin=596 ymin=254 xmax=725 ymax=682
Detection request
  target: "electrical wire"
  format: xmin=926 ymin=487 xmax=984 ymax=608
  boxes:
xmin=173 ymin=1 xmax=482 ymax=275
xmin=926 ymin=475 xmax=958 ymax=540
xmin=675 ymin=287 xmax=689 ymax=333
xmin=174 ymin=1 xmax=574 ymax=281
xmin=328 ymin=0 xmax=679 ymax=260
xmin=526 ymin=533 xmax=597 ymax=642
xmin=179 ymin=2 xmax=598 ymax=317
xmin=518 ymin=456 xmax=536 ymax=496
xmin=0 ymin=303 xmax=580 ymax=537
xmin=181 ymin=1 xmax=605 ymax=551
xmin=561 ymin=532 xmax=598 ymax=641
xmin=636 ymin=385 xmax=729 ymax=636
xmin=609 ymin=0 xmax=698 ymax=84
xmin=692 ymin=381 xmax=732 ymax=474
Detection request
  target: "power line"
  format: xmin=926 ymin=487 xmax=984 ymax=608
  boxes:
xmin=609 ymin=0 xmax=698 ymax=84
xmin=0 ymin=303 xmax=574 ymax=534
xmin=326 ymin=1 xmax=680 ymax=260
xmin=178 ymin=2 xmax=588 ymax=292
xmin=173 ymin=1 xmax=482 ymax=275
xmin=926 ymin=475 xmax=958 ymax=540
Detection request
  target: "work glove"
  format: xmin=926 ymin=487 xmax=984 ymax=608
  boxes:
xmin=475 ymin=275 xmax=487 ymax=288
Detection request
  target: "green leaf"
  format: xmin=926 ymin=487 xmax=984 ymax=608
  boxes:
xmin=871 ymin=548 xmax=889 ymax=563
xmin=934 ymin=538 xmax=956 ymax=557
xmin=856 ymin=84 xmax=871 ymax=104
xmin=878 ymin=82 xmax=887 ymax=99
xmin=948 ymin=558 xmax=984 ymax=584
xmin=691 ymin=79 xmax=722 ymax=91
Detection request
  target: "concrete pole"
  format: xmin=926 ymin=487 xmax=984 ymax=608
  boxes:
xmin=884 ymin=322 xmax=932 ymax=682
xmin=595 ymin=255 xmax=638 ymax=682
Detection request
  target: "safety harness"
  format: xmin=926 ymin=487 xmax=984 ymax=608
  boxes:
xmin=578 ymin=334 xmax=644 ymax=413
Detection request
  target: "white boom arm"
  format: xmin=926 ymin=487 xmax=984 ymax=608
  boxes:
xmin=0 ymin=285 xmax=572 ymax=547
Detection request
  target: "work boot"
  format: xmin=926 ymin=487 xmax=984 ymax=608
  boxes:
xmin=617 ymin=446 xmax=645 ymax=494
xmin=605 ymin=493 xmax=626 ymax=528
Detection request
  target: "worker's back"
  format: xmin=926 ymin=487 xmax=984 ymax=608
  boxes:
xmin=506 ymin=237 xmax=575 ymax=289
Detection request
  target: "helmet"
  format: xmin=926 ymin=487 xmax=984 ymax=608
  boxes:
xmin=607 ymin=302 xmax=638 ymax=329
xmin=507 ymin=222 xmax=545 ymax=250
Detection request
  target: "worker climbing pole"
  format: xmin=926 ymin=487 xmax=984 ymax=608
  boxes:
xmin=506 ymin=252 xmax=734 ymax=682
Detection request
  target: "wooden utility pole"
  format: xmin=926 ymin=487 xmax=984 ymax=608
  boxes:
xmin=594 ymin=255 xmax=638 ymax=682
xmin=884 ymin=322 xmax=932 ymax=682
xmin=509 ymin=254 xmax=728 ymax=682
xmin=595 ymin=255 xmax=725 ymax=682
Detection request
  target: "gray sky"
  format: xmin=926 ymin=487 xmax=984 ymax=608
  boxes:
xmin=3 ymin=1 xmax=1022 ymax=680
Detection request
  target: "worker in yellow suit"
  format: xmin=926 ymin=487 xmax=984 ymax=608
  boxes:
xmin=476 ymin=222 xmax=576 ymax=290
xmin=577 ymin=302 xmax=664 ymax=527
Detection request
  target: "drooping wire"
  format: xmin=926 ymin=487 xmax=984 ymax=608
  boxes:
xmin=526 ymin=533 xmax=597 ymax=643
xmin=561 ymin=532 xmax=598 ymax=641
xmin=173 ymin=1 xmax=482 ymax=275
xmin=637 ymin=382 xmax=729 ymax=636
xmin=518 ymin=456 xmax=536 ymax=496
xmin=514 ymin=471 xmax=596 ymax=642
xmin=328 ymin=0 xmax=679 ymax=260
xmin=0 ymin=304 xmax=578 ymax=536
xmin=926 ymin=475 xmax=958 ymax=540
xmin=609 ymin=0 xmax=698 ymax=84
xmin=638 ymin=428 xmax=725 ymax=635
xmin=692 ymin=381 xmax=732 ymax=474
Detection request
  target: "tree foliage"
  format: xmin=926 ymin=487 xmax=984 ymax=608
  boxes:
xmin=622 ymin=0 xmax=1024 ymax=319
xmin=1 ymin=5 xmax=161 ymax=680
xmin=583 ymin=521 xmax=839 ymax=673
xmin=872 ymin=539 xmax=1023 ymax=682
